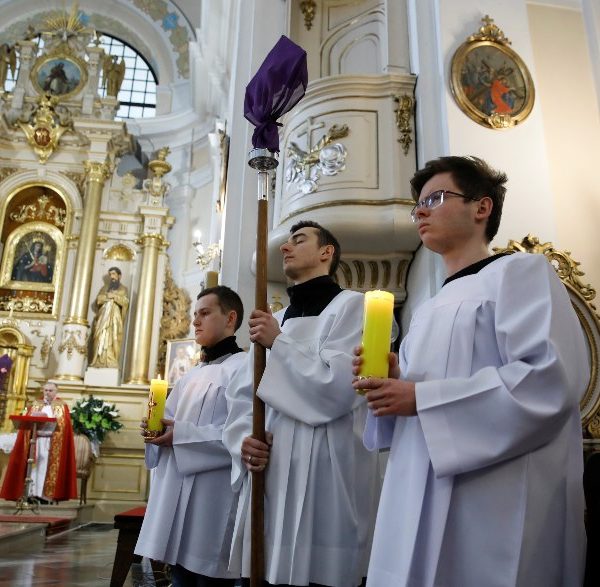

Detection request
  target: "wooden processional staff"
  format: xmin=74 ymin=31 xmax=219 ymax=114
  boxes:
xmin=243 ymin=35 xmax=308 ymax=587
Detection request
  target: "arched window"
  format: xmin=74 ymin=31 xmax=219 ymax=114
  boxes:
xmin=97 ymin=33 xmax=157 ymax=119
xmin=3 ymin=33 xmax=157 ymax=120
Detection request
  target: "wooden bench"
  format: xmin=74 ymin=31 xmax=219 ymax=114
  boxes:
xmin=110 ymin=506 xmax=166 ymax=586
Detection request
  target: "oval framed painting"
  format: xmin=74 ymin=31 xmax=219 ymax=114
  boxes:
xmin=450 ymin=17 xmax=535 ymax=129
xmin=31 ymin=54 xmax=87 ymax=98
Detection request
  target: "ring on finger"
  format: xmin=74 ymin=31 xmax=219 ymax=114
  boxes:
xmin=248 ymin=455 xmax=253 ymax=464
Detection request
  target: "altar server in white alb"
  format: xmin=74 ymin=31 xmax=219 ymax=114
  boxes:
xmin=135 ymin=286 xmax=246 ymax=587
xmin=224 ymin=221 xmax=379 ymax=587
xmin=354 ymin=156 xmax=588 ymax=587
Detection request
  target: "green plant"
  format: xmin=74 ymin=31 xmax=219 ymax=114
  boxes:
xmin=70 ymin=395 xmax=123 ymax=444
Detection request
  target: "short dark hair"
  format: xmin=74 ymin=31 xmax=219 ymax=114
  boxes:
xmin=289 ymin=220 xmax=341 ymax=276
xmin=410 ymin=156 xmax=508 ymax=242
xmin=197 ymin=285 xmax=244 ymax=331
xmin=108 ymin=266 xmax=122 ymax=275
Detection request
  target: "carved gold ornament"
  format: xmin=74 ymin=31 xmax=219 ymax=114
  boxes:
xmin=299 ymin=0 xmax=317 ymax=31
xmin=58 ymin=329 xmax=87 ymax=359
xmin=0 ymin=296 xmax=53 ymax=313
xmin=156 ymin=264 xmax=192 ymax=378
xmin=494 ymin=234 xmax=600 ymax=438
xmin=450 ymin=16 xmax=535 ymax=129
xmin=393 ymin=94 xmax=415 ymax=155
xmin=144 ymin=147 xmax=172 ymax=200
xmin=9 ymin=194 xmax=67 ymax=227
xmin=286 ymin=121 xmax=350 ymax=194
xmin=18 ymin=95 xmax=72 ymax=164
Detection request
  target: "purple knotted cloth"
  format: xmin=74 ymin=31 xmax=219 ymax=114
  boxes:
xmin=244 ymin=35 xmax=308 ymax=152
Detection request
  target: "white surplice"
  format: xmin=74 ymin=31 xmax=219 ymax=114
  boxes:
xmin=135 ymin=351 xmax=246 ymax=578
xmin=365 ymin=252 xmax=588 ymax=587
xmin=224 ymin=290 xmax=380 ymax=587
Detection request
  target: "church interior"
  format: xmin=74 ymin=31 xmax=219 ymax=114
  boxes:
xmin=0 ymin=0 xmax=599 ymax=584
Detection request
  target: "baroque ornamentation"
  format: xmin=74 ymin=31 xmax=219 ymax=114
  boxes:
xmin=58 ymin=329 xmax=87 ymax=359
xmin=30 ymin=328 xmax=55 ymax=366
xmin=84 ymin=160 xmax=111 ymax=184
xmin=156 ymin=263 xmax=191 ymax=378
xmin=286 ymin=122 xmax=349 ymax=194
xmin=0 ymin=296 xmax=52 ymax=313
xmin=0 ymin=167 xmax=18 ymax=183
xmin=9 ymin=193 xmax=67 ymax=227
xmin=394 ymin=94 xmax=415 ymax=155
xmin=63 ymin=170 xmax=86 ymax=193
xmin=299 ymin=0 xmax=317 ymax=31
xmin=469 ymin=14 xmax=511 ymax=45
xmin=17 ymin=95 xmax=72 ymax=164
xmin=143 ymin=147 xmax=172 ymax=201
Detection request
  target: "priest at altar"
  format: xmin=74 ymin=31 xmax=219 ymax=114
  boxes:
xmin=0 ymin=381 xmax=77 ymax=503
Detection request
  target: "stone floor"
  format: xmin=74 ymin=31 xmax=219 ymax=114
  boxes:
xmin=0 ymin=522 xmax=169 ymax=586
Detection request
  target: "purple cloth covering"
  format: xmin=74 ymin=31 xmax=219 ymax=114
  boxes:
xmin=244 ymin=35 xmax=308 ymax=152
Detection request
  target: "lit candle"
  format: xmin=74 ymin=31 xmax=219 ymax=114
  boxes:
xmin=146 ymin=378 xmax=168 ymax=434
xmin=358 ymin=290 xmax=395 ymax=393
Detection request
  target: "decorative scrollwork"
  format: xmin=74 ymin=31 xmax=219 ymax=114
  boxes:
xmin=30 ymin=329 xmax=55 ymax=366
xmin=9 ymin=194 xmax=67 ymax=227
xmin=156 ymin=264 xmax=192 ymax=378
xmin=469 ymin=15 xmax=511 ymax=46
xmin=0 ymin=167 xmax=18 ymax=183
xmin=286 ymin=123 xmax=350 ymax=194
xmin=17 ymin=95 xmax=72 ymax=164
xmin=0 ymin=296 xmax=52 ymax=313
xmin=393 ymin=94 xmax=415 ymax=155
xmin=58 ymin=329 xmax=87 ymax=359
xmin=587 ymin=413 xmax=600 ymax=439
xmin=299 ymin=0 xmax=317 ymax=31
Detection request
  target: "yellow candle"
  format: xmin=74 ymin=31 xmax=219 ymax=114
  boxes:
xmin=205 ymin=271 xmax=218 ymax=289
xmin=359 ymin=290 xmax=395 ymax=392
xmin=147 ymin=378 xmax=168 ymax=432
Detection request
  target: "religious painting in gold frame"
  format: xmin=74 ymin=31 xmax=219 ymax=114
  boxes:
xmin=0 ymin=222 xmax=64 ymax=292
xmin=30 ymin=53 xmax=87 ymax=99
xmin=165 ymin=338 xmax=200 ymax=387
xmin=450 ymin=16 xmax=535 ymax=129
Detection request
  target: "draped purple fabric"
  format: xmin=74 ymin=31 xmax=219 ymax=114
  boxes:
xmin=244 ymin=35 xmax=308 ymax=152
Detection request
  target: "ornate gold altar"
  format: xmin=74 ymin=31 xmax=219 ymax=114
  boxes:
xmin=0 ymin=10 xmax=182 ymax=517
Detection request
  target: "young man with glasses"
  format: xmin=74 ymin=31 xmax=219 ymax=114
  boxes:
xmin=354 ymin=156 xmax=588 ymax=586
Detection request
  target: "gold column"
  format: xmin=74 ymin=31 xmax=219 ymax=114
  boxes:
xmin=1 ymin=343 xmax=34 ymax=432
xmin=126 ymin=233 xmax=166 ymax=384
xmin=66 ymin=160 xmax=110 ymax=324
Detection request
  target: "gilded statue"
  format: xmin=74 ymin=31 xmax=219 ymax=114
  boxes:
xmin=90 ymin=267 xmax=129 ymax=368
xmin=0 ymin=44 xmax=16 ymax=91
xmin=102 ymin=55 xmax=125 ymax=97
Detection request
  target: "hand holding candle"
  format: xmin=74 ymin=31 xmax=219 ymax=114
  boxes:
xmin=145 ymin=378 xmax=168 ymax=437
xmin=358 ymin=290 xmax=395 ymax=394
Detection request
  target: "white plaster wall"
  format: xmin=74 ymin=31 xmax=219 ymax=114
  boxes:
xmin=528 ymin=2 xmax=600 ymax=289
xmin=219 ymin=0 xmax=288 ymax=349
xmin=438 ymin=0 xmax=557 ymax=249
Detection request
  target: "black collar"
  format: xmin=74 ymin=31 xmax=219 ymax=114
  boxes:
xmin=201 ymin=336 xmax=243 ymax=363
xmin=282 ymin=275 xmax=343 ymax=324
xmin=443 ymin=253 xmax=509 ymax=287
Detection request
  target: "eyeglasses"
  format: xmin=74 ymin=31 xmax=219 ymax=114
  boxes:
xmin=410 ymin=190 xmax=480 ymax=223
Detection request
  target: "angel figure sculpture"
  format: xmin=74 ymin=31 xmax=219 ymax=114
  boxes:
xmin=102 ymin=55 xmax=125 ymax=98
xmin=0 ymin=44 xmax=16 ymax=91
